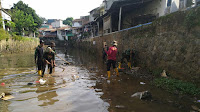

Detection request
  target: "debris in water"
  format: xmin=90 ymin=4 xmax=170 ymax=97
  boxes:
xmin=27 ymin=83 xmax=33 ymax=85
xmin=0 ymin=93 xmax=15 ymax=100
xmin=131 ymin=91 xmax=152 ymax=100
xmin=140 ymin=82 xmax=146 ymax=85
xmin=39 ymin=79 xmax=46 ymax=85
xmin=35 ymin=81 xmax=40 ymax=83
xmin=1 ymin=83 xmax=5 ymax=86
xmin=161 ymin=70 xmax=167 ymax=78
xmin=131 ymin=67 xmax=140 ymax=72
xmin=115 ymin=105 xmax=125 ymax=108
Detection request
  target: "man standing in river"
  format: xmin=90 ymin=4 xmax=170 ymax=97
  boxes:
xmin=35 ymin=40 xmax=45 ymax=76
xmin=104 ymin=41 xmax=119 ymax=78
xmin=49 ymin=42 xmax=56 ymax=67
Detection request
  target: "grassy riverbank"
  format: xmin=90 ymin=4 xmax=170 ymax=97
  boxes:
xmin=0 ymin=28 xmax=39 ymax=53
xmin=153 ymin=77 xmax=200 ymax=96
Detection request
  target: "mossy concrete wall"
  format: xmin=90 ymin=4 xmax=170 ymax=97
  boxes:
xmin=0 ymin=38 xmax=39 ymax=53
xmin=75 ymin=7 xmax=200 ymax=82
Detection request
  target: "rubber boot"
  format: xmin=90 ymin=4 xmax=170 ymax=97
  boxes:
xmin=38 ymin=70 xmax=42 ymax=76
xmin=118 ymin=62 xmax=121 ymax=69
xmin=107 ymin=71 xmax=111 ymax=78
xmin=128 ymin=62 xmax=131 ymax=69
xmin=115 ymin=68 xmax=119 ymax=76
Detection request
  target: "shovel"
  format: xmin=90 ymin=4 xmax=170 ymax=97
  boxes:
xmin=55 ymin=54 xmax=71 ymax=65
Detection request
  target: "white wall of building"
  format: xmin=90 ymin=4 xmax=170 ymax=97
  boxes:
xmin=72 ymin=22 xmax=82 ymax=27
xmin=2 ymin=11 xmax=11 ymax=21
xmin=57 ymin=30 xmax=65 ymax=40
xmin=171 ymin=0 xmax=180 ymax=13
xmin=89 ymin=11 xmax=95 ymax=22
xmin=1 ymin=10 xmax=11 ymax=30
xmin=51 ymin=20 xmax=64 ymax=28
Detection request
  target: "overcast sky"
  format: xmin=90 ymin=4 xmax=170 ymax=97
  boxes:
xmin=2 ymin=0 xmax=103 ymax=20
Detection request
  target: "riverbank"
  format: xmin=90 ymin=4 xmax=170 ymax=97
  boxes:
xmin=0 ymin=28 xmax=39 ymax=54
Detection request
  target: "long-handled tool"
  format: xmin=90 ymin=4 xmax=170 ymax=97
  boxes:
xmin=55 ymin=54 xmax=71 ymax=65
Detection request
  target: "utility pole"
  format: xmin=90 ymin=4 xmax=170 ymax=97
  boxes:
xmin=118 ymin=6 xmax=122 ymax=31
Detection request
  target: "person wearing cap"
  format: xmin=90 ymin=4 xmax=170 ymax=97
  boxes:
xmin=35 ymin=40 xmax=45 ymax=76
xmin=104 ymin=41 xmax=119 ymax=78
xmin=42 ymin=47 xmax=55 ymax=77
xmin=48 ymin=42 xmax=56 ymax=67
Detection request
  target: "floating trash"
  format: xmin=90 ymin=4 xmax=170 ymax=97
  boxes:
xmin=131 ymin=91 xmax=152 ymax=100
xmin=140 ymin=82 xmax=146 ymax=85
xmin=39 ymin=79 xmax=46 ymax=85
xmin=1 ymin=83 xmax=5 ymax=86
xmin=161 ymin=70 xmax=167 ymax=78
xmin=27 ymin=83 xmax=33 ymax=85
xmin=0 ymin=93 xmax=15 ymax=100
xmin=35 ymin=81 xmax=40 ymax=83
xmin=115 ymin=105 xmax=125 ymax=108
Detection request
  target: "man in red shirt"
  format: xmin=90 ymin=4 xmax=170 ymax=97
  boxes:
xmin=104 ymin=41 xmax=119 ymax=78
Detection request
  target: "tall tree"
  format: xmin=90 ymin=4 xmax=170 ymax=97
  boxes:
xmin=40 ymin=17 xmax=47 ymax=24
xmin=63 ymin=17 xmax=73 ymax=26
xmin=11 ymin=9 xmax=36 ymax=35
xmin=11 ymin=1 xmax=42 ymax=34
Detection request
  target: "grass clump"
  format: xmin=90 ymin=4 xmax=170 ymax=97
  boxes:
xmin=153 ymin=78 xmax=200 ymax=96
xmin=0 ymin=28 xmax=10 ymax=41
xmin=12 ymin=34 xmax=34 ymax=41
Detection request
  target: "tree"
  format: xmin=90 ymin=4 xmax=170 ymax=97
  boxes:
xmin=63 ymin=17 xmax=73 ymax=26
xmin=40 ymin=17 xmax=47 ymax=24
xmin=11 ymin=9 xmax=36 ymax=35
xmin=5 ymin=21 xmax=16 ymax=31
xmin=0 ymin=18 xmax=3 ymax=28
xmin=11 ymin=1 xmax=42 ymax=34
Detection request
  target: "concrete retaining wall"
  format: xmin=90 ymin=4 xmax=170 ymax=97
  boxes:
xmin=74 ymin=7 xmax=200 ymax=82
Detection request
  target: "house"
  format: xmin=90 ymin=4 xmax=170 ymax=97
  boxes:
xmin=72 ymin=0 xmax=199 ymax=39
xmin=98 ymin=0 xmax=198 ymax=34
xmin=40 ymin=24 xmax=53 ymax=29
xmin=0 ymin=0 xmax=11 ymax=30
xmin=57 ymin=25 xmax=72 ymax=40
xmin=89 ymin=7 xmax=99 ymax=22
xmin=39 ymin=28 xmax=57 ymax=44
xmin=72 ymin=19 xmax=82 ymax=28
xmin=46 ymin=19 xmax=57 ymax=25
xmin=51 ymin=19 xmax=67 ymax=28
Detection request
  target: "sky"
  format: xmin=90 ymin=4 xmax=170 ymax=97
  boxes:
xmin=2 ymin=0 xmax=103 ymax=20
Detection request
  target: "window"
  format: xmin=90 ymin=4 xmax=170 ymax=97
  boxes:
xmin=167 ymin=0 xmax=172 ymax=7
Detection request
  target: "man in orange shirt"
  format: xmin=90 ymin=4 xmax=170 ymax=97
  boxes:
xmin=104 ymin=41 xmax=119 ymax=78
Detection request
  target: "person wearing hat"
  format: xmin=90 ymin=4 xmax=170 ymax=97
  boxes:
xmin=42 ymin=47 xmax=55 ymax=77
xmin=48 ymin=42 xmax=56 ymax=67
xmin=35 ymin=40 xmax=45 ymax=76
xmin=104 ymin=40 xmax=119 ymax=78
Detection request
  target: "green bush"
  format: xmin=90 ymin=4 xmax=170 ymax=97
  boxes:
xmin=0 ymin=18 xmax=3 ymax=28
xmin=153 ymin=78 xmax=200 ymax=96
xmin=12 ymin=34 xmax=34 ymax=41
xmin=0 ymin=28 xmax=10 ymax=40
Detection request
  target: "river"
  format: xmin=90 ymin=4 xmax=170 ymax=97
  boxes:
xmin=0 ymin=48 xmax=198 ymax=112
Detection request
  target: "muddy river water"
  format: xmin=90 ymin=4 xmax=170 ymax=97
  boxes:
xmin=0 ymin=48 xmax=198 ymax=112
